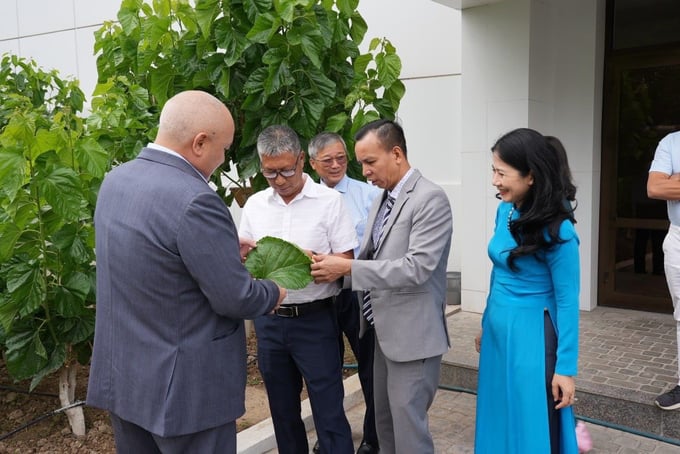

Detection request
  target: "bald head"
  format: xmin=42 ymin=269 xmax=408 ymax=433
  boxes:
xmin=156 ymin=90 xmax=235 ymax=178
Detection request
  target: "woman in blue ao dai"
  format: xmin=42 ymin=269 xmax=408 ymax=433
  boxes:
xmin=474 ymin=129 xmax=580 ymax=453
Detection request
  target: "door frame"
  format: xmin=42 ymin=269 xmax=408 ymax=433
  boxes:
xmin=598 ymin=49 xmax=680 ymax=312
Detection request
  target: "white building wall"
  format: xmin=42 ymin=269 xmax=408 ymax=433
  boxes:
xmin=359 ymin=0 xmax=461 ymax=272
xmin=459 ymin=0 xmax=605 ymax=312
xmin=529 ymin=0 xmax=606 ymax=312
xmin=0 ymin=0 xmax=120 ymax=95
xmin=460 ymin=0 xmax=532 ymax=313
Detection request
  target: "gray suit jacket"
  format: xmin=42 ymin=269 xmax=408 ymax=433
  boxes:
xmin=87 ymin=148 xmax=279 ymax=437
xmin=352 ymin=169 xmax=452 ymax=362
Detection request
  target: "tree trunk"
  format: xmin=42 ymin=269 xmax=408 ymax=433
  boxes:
xmin=59 ymin=364 xmax=86 ymax=436
xmin=229 ymin=186 xmax=253 ymax=207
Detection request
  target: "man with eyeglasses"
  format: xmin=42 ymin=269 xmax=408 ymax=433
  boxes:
xmin=309 ymin=132 xmax=381 ymax=454
xmin=239 ymin=125 xmax=357 ymax=454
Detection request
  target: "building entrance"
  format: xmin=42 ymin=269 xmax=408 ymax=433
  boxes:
xmin=599 ymin=0 xmax=680 ymax=312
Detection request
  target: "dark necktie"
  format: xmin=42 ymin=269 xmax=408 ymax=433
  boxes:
xmin=362 ymin=195 xmax=395 ymax=326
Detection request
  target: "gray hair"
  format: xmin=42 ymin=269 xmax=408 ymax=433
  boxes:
xmin=308 ymin=132 xmax=347 ymax=159
xmin=257 ymin=125 xmax=302 ymax=158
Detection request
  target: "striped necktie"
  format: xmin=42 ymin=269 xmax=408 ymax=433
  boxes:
xmin=362 ymin=195 xmax=395 ymax=326
xmin=377 ymin=195 xmax=395 ymax=245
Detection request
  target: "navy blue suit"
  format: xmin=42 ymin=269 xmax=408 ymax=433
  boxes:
xmin=87 ymin=148 xmax=279 ymax=449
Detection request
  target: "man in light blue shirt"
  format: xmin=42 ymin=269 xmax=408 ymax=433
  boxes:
xmin=649 ymin=130 xmax=680 ymax=411
xmin=310 ymin=132 xmax=381 ymax=454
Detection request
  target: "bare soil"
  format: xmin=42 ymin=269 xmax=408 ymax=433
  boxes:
xmin=0 ymin=333 xmax=269 ymax=454
xmin=0 ymin=333 xmax=355 ymax=453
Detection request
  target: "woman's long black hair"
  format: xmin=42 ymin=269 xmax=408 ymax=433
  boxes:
xmin=492 ymin=128 xmax=577 ymax=270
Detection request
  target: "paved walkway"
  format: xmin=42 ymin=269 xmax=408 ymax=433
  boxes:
xmin=239 ymin=307 xmax=680 ymax=453
xmin=258 ymin=387 xmax=680 ymax=453
xmin=445 ymin=307 xmax=680 ymax=405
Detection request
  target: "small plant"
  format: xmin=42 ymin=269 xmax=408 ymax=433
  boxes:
xmin=0 ymin=54 xmax=108 ymax=435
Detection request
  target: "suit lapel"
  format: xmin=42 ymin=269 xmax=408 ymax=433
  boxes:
xmin=372 ymin=170 xmax=421 ymax=257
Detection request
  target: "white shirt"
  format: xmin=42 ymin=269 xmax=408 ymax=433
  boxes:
xmin=240 ymin=174 xmax=358 ymax=304
xmin=147 ymin=142 xmax=208 ymax=183
xmin=371 ymin=168 xmax=415 ymax=245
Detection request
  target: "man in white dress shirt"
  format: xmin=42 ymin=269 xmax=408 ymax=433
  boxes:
xmin=239 ymin=125 xmax=357 ymax=454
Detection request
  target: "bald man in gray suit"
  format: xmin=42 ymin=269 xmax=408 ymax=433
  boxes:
xmin=311 ymin=119 xmax=453 ymax=453
xmin=87 ymin=90 xmax=286 ymax=453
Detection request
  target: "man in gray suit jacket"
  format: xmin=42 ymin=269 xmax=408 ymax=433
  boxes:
xmin=311 ymin=119 xmax=453 ymax=453
xmin=87 ymin=90 xmax=286 ymax=453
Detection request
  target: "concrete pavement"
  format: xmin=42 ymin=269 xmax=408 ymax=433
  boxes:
xmin=238 ymin=377 xmax=680 ymax=453
xmin=237 ymin=307 xmax=680 ymax=453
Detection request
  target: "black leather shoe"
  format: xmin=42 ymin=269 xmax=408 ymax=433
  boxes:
xmin=356 ymin=441 xmax=378 ymax=454
xmin=312 ymin=440 xmax=320 ymax=453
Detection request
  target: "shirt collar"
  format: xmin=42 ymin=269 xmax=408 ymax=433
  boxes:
xmin=389 ymin=167 xmax=415 ymax=200
xmin=147 ymin=142 xmax=209 ymax=183
xmin=270 ymin=173 xmax=320 ymax=204
xmin=321 ymin=175 xmax=350 ymax=193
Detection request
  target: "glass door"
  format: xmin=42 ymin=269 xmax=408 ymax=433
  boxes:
xmin=599 ymin=55 xmax=680 ymax=312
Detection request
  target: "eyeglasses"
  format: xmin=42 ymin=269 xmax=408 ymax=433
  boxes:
xmin=313 ymin=155 xmax=347 ymax=167
xmin=261 ymin=157 xmax=300 ymax=180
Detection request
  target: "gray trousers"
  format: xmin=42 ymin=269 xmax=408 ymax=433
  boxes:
xmin=109 ymin=413 xmax=236 ymax=454
xmin=372 ymin=340 xmax=441 ymax=454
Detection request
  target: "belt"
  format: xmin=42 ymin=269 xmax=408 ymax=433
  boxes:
xmin=274 ymin=297 xmax=335 ymax=318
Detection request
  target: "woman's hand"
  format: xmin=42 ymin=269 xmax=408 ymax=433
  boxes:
xmin=474 ymin=330 xmax=482 ymax=353
xmin=552 ymin=373 xmax=576 ymax=409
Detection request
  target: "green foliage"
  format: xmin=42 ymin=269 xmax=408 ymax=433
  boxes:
xmin=0 ymin=0 xmax=404 ymax=392
xmin=245 ymin=236 xmax=313 ymax=289
xmin=87 ymin=77 xmax=157 ymax=166
xmin=93 ymin=0 xmax=405 ymax=203
xmin=0 ymin=55 xmax=102 ymax=390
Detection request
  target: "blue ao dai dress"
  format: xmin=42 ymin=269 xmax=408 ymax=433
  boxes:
xmin=475 ymin=202 xmax=580 ymax=453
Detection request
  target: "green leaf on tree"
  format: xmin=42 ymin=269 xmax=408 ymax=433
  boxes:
xmin=245 ymin=236 xmax=313 ymax=289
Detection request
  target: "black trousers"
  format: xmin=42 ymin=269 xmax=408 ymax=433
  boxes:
xmin=335 ymin=288 xmax=378 ymax=446
xmin=544 ymin=311 xmax=560 ymax=453
xmin=255 ymin=304 xmax=353 ymax=454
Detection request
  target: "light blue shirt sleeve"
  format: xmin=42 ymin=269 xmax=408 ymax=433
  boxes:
xmin=649 ymin=131 xmax=680 ymax=225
